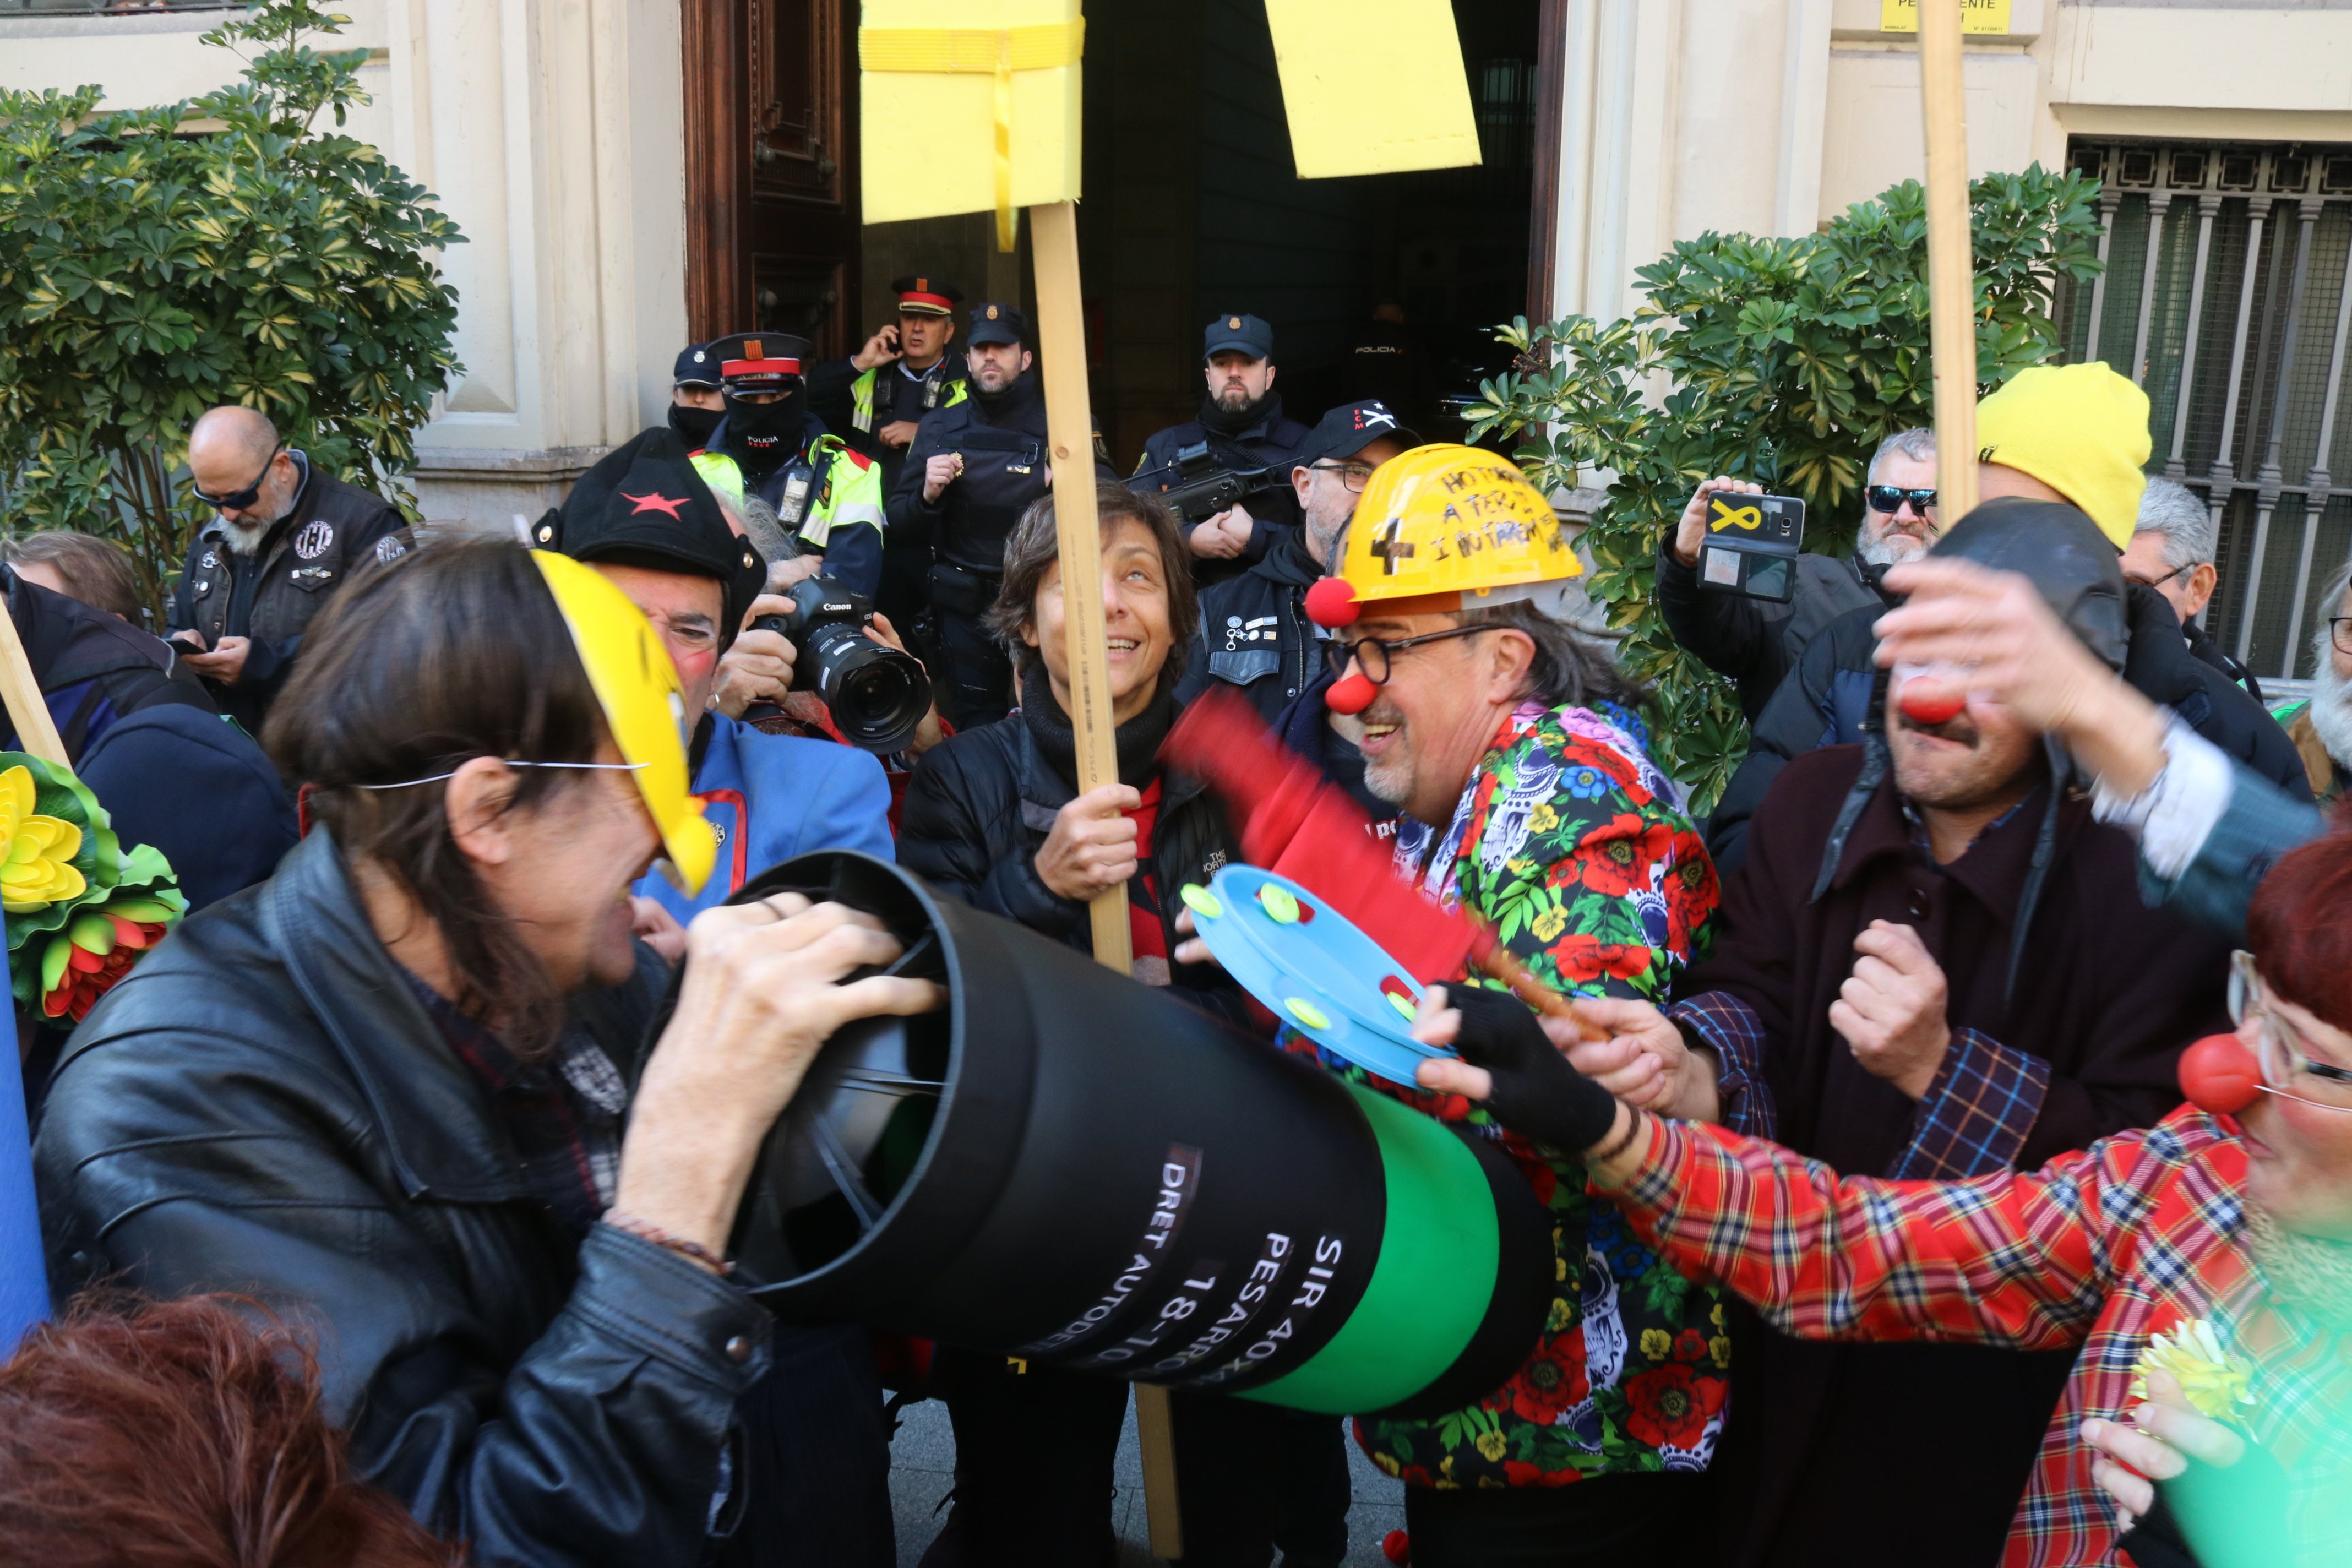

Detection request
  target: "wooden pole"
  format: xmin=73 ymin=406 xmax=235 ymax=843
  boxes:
xmin=1028 ymin=197 xmax=1184 ymax=1560
xmin=0 ymin=594 xmax=68 ymax=767
xmin=1919 ymin=0 xmax=1979 ymax=521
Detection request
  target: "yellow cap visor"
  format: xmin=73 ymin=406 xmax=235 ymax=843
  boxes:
xmin=531 ymin=551 xmax=718 ymax=895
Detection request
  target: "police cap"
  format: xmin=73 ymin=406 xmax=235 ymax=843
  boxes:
xmin=1204 ymin=313 xmax=1274 ymax=362
xmin=892 ymin=276 xmax=964 ymax=317
xmin=705 ymin=332 xmax=812 ymax=395
xmin=673 ymin=342 xmax=721 ymax=390
xmin=966 ymin=303 xmax=1026 ymax=349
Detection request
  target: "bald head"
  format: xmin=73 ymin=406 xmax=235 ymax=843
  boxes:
xmin=187 ymin=406 xmax=298 ymax=530
xmin=188 ymin=406 xmax=280 ymax=467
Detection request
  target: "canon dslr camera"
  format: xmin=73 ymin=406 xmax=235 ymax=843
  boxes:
xmin=755 ymin=577 xmax=933 ymax=754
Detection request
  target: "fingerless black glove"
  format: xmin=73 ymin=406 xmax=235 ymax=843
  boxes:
xmin=1447 ymin=985 xmax=1622 ymax=1153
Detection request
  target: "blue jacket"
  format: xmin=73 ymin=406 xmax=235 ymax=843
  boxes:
xmin=633 ymin=715 xmax=895 ymax=922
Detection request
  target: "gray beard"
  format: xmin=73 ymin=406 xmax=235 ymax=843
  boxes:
xmin=2307 ymin=641 xmax=2352 ymax=767
xmin=217 ymin=514 xmax=276 ymax=556
xmin=1856 ymin=528 xmax=1934 ymax=570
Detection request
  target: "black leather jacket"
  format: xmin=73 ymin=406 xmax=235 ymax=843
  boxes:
xmin=35 ymin=831 xmax=775 ymax=1568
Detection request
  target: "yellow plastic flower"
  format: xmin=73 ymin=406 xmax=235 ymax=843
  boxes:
xmin=0 ymin=765 xmax=84 ymax=912
xmin=2131 ymin=1317 xmax=2257 ymax=1420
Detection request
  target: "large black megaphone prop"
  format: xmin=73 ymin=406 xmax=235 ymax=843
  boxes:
xmin=701 ymin=851 xmax=1552 ymax=1418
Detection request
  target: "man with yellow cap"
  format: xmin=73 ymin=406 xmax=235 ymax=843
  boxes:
xmin=1707 ymin=361 xmax=2307 ymax=872
xmin=1265 ymin=445 xmax=1733 ymax=1558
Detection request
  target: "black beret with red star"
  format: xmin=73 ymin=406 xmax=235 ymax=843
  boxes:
xmin=540 ymin=425 xmax=766 ymax=646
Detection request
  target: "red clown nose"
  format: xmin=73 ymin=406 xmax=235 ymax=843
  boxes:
xmin=1305 ymin=577 xmax=1360 ymax=629
xmin=1326 ymin=671 xmax=1379 ymax=715
xmin=1898 ymin=683 xmax=1968 ymax=727
xmin=2179 ymin=1032 xmax=2262 ymax=1115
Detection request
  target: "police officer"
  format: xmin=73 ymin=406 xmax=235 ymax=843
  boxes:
xmin=1134 ymin=313 xmax=1311 ymax=584
xmin=690 ymin=331 xmax=889 ymax=602
xmin=666 ymin=341 xmax=726 ymax=449
xmin=808 ymin=279 xmax=971 ymax=629
xmin=167 ymin=404 xmax=412 ymax=733
xmin=1174 ymin=400 xmax=1415 ymax=725
xmin=888 ymin=302 xmax=1110 ymax=729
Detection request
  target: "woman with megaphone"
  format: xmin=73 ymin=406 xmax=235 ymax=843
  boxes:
xmin=34 ymin=540 xmax=943 ymax=1566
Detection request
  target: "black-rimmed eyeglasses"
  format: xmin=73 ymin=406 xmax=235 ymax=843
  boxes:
xmin=1310 ymin=460 xmax=1376 ymax=494
xmin=1324 ymin=625 xmax=1491 ymax=684
xmin=191 ymin=442 xmax=285 ymax=513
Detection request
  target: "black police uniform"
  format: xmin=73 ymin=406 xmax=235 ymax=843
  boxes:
xmin=1174 ymin=400 xmax=1420 ymax=726
xmin=168 ymin=452 xmax=411 ymax=732
xmin=886 ymin=302 xmax=1110 ymax=729
xmin=1134 ymin=313 xmax=1311 ymax=581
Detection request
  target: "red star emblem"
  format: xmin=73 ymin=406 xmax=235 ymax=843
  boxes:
xmin=620 ymin=490 xmax=687 ymax=520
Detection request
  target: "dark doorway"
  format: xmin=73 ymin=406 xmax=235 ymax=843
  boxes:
xmin=688 ymin=0 xmax=1545 ymax=465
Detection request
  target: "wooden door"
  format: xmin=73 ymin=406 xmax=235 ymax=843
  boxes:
xmin=683 ymin=0 xmax=861 ymax=356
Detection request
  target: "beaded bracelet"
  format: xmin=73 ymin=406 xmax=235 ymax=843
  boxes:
xmin=602 ymin=1210 xmax=736 ymax=1277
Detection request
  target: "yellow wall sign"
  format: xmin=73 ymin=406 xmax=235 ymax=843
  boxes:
xmin=1264 ymin=0 xmax=1481 ymax=180
xmin=1880 ymin=0 xmax=2011 ymax=34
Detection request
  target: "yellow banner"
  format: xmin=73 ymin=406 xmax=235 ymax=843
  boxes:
xmin=1880 ymin=0 xmax=2012 ymax=35
xmin=859 ymin=1 xmax=1084 ymax=244
xmin=1264 ymin=0 xmax=1481 ymax=180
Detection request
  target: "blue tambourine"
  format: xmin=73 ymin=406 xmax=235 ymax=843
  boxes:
xmin=1181 ymin=864 xmax=1456 ymax=1085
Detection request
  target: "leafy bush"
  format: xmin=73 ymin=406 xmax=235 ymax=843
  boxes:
xmin=0 ymin=1 xmax=461 ymax=624
xmin=1467 ymin=167 xmax=2103 ymax=812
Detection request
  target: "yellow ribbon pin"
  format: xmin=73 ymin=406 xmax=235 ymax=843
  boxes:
xmin=1709 ymin=497 xmax=1763 ymax=532
xmin=859 ymin=20 xmax=1087 ymax=253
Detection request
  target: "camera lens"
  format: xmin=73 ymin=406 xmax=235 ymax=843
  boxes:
xmin=806 ymin=623 xmax=932 ymax=753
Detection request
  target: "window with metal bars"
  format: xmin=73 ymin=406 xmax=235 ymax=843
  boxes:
xmin=2055 ymin=139 xmax=2352 ymax=695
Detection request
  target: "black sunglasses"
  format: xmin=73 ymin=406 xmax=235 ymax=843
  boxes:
xmin=1865 ymin=484 xmax=1937 ymax=516
xmin=191 ymin=442 xmax=285 ymax=512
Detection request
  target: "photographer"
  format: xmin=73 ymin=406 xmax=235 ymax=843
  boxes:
xmin=1134 ymin=313 xmax=1310 ymax=582
xmin=35 ymin=538 xmax=943 ymax=1566
xmin=540 ymin=428 xmax=895 ymax=939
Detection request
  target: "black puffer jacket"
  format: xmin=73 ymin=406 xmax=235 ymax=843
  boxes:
xmin=899 ymin=669 xmax=1246 ymax=1022
xmin=35 ymin=831 xmax=774 ymax=1568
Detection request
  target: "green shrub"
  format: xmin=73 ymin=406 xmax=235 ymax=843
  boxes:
xmin=1467 ymin=167 xmax=2103 ymax=812
xmin=0 ymin=1 xmax=461 ymax=624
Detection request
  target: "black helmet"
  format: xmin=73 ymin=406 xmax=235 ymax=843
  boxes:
xmin=1924 ymin=498 xmax=2128 ymax=670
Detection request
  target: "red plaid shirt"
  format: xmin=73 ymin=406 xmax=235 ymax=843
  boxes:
xmin=1607 ymin=1106 xmax=2352 ymax=1566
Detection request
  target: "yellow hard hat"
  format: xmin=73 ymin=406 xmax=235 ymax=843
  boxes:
xmin=530 ymin=550 xmax=718 ymax=895
xmin=1304 ymin=444 xmax=1580 ymax=628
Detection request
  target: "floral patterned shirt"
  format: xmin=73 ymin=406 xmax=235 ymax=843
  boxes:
xmin=1289 ymin=700 xmax=1727 ymax=1489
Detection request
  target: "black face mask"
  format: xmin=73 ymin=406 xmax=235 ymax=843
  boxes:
xmin=724 ymin=389 xmax=805 ymax=461
xmin=668 ymin=401 xmax=723 ymax=448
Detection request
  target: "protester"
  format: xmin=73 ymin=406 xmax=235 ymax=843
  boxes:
xmin=1 ymin=531 xmax=143 ymax=623
xmin=1870 ymin=557 xmax=2326 ymax=939
xmin=1572 ymin=502 xmax=2235 ymax=1568
xmin=1654 ymin=428 xmax=1934 ymax=719
xmin=1174 ymin=399 xmax=1415 ymax=726
xmin=2127 ymin=476 xmax=2261 ymax=699
xmin=2270 ymin=557 xmax=2350 ymax=807
xmin=1215 ymin=446 xmax=1724 ymax=1566
xmin=1133 ymin=313 xmax=1311 ymax=578
xmin=900 ymin=483 xmax=1348 ymax=1566
xmin=0 ymin=1295 xmax=461 ymax=1568
xmin=689 ymin=331 xmax=889 ymax=600
xmin=5 ymin=563 xmax=296 ymax=916
xmin=888 ymin=303 xmax=1112 ymax=728
xmin=36 ymin=540 xmax=943 ymax=1566
xmin=1408 ymin=822 xmax=2352 ymax=1568
xmin=1707 ymin=364 xmax=2308 ymax=870
xmin=541 ymin=426 xmax=894 ymax=946
xmin=667 ymin=340 xmax=727 ymax=448
xmin=168 ymin=406 xmax=412 ymax=733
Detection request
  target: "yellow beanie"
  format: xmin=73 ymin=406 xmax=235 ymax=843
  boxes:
xmin=1973 ymin=362 xmax=2150 ymax=548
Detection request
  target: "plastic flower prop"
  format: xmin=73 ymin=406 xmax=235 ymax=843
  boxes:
xmin=0 ymin=763 xmax=86 ymax=911
xmin=2131 ymin=1317 xmax=2257 ymax=1420
xmin=0 ymin=754 xmax=185 ymax=1023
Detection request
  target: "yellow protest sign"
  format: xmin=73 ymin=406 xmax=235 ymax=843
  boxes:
xmin=859 ymin=0 xmax=1084 ymax=249
xmin=1264 ymin=0 xmax=1480 ymax=179
xmin=1880 ymin=0 xmax=2011 ymax=35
